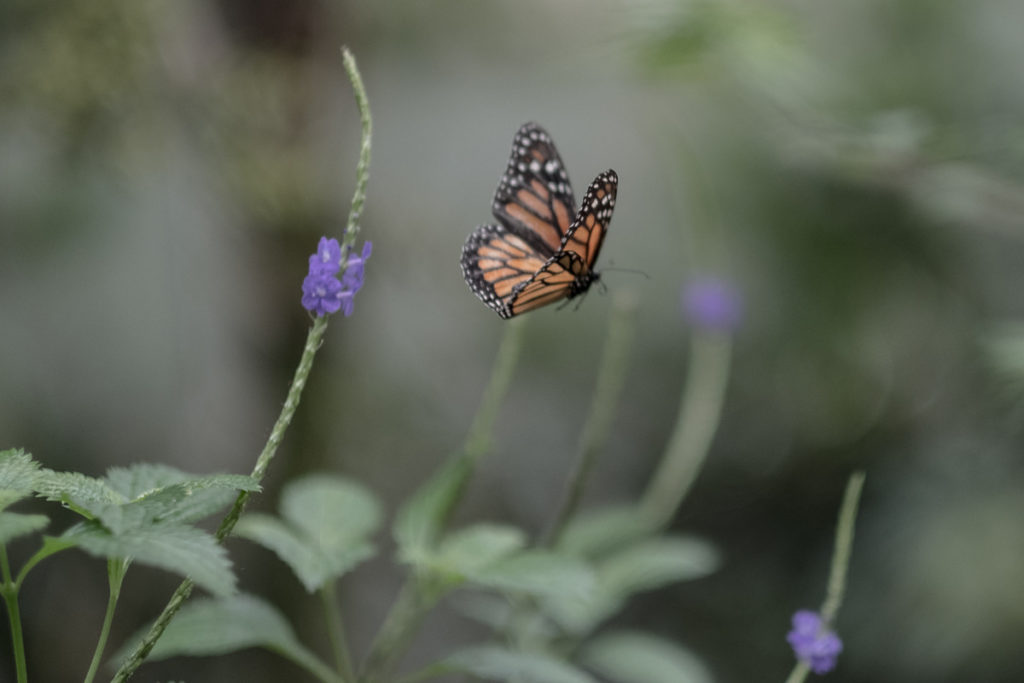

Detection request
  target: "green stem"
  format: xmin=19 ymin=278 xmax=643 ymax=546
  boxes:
xmin=638 ymin=330 xmax=732 ymax=527
xmin=110 ymin=47 xmax=372 ymax=682
xmin=84 ymin=558 xmax=129 ymax=683
xmin=322 ymin=582 xmax=355 ymax=681
xmin=358 ymin=577 xmax=439 ymax=683
xmin=111 ymin=318 xmax=330 ymax=682
xmin=783 ymin=471 xmax=866 ymax=682
xmin=782 ymin=660 xmax=811 ymax=683
xmin=462 ymin=317 xmax=527 ymax=465
xmin=543 ymin=295 xmax=636 ymax=545
xmin=0 ymin=546 xmax=27 ymax=683
xmin=341 ymin=46 xmax=372 ymax=250
xmin=820 ymin=471 xmax=866 ymax=624
xmin=360 ymin=320 xmax=526 ymax=682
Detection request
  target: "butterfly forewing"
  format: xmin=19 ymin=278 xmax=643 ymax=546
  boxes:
xmin=504 ymin=172 xmax=617 ymax=317
xmin=559 ymin=170 xmax=617 ymax=267
xmin=492 ymin=123 xmax=576 ymax=254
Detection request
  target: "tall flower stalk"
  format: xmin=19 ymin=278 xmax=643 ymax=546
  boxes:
xmin=110 ymin=46 xmax=373 ymax=683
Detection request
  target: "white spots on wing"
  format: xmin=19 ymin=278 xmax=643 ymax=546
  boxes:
xmin=544 ymin=160 xmax=559 ymax=174
xmin=529 ymin=159 xmax=541 ymax=173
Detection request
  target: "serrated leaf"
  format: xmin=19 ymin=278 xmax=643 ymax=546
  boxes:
xmin=33 ymin=470 xmax=124 ymax=520
xmin=438 ymin=645 xmax=597 ymax=683
xmin=433 ymin=524 xmax=526 ymax=576
xmin=467 ymin=551 xmax=595 ymax=601
xmin=0 ymin=449 xmax=42 ymax=504
xmin=394 ymin=456 xmax=472 ymax=562
xmin=0 ymin=512 xmax=48 ymax=544
xmin=580 ymin=631 xmax=713 ymax=683
xmin=279 ymin=474 xmax=380 ymax=556
xmin=558 ymin=505 xmax=655 ymax=558
xmin=114 ymin=595 xmax=342 ymax=682
xmin=65 ymin=522 xmax=235 ymax=596
xmin=234 ymin=513 xmax=374 ymax=593
xmin=114 ymin=474 xmax=260 ymax=531
xmin=104 ymin=463 xmax=193 ymax=499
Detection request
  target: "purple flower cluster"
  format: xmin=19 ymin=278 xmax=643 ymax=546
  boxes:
xmin=787 ymin=610 xmax=843 ymax=674
xmin=681 ymin=277 xmax=743 ymax=332
xmin=301 ymin=236 xmax=372 ymax=317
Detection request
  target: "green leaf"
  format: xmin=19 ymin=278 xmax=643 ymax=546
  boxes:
xmin=234 ymin=474 xmax=379 ymax=592
xmin=279 ymin=474 xmax=380 ymax=556
xmin=0 ymin=449 xmax=42 ymax=505
xmin=114 ymin=595 xmax=341 ymax=682
xmin=544 ymin=536 xmax=718 ymax=635
xmin=113 ymin=474 xmax=260 ymax=531
xmin=433 ymin=524 xmax=526 ymax=575
xmin=580 ymin=631 xmax=713 ymax=683
xmin=558 ymin=505 xmax=656 ymax=558
xmin=65 ymin=522 xmax=235 ymax=596
xmin=104 ymin=463 xmax=193 ymax=498
xmin=235 ymin=513 xmax=374 ymax=593
xmin=599 ymin=535 xmax=719 ymax=597
xmin=0 ymin=511 xmax=48 ymax=544
xmin=467 ymin=551 xmax=595 ymax=601
xmin=33 ymin=470 xmax=123 ymax=519
xmin=394 ymin=455 xmax=471 ymax=562
xmin=437 ymin=645 xmax=597 ymax=683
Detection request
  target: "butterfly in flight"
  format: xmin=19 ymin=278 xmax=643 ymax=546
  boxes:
xmin=460 ymin=122 xmax=618 ymax=319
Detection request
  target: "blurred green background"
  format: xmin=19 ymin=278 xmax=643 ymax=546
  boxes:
xmin=3 ymin=0 xmax=1024 ymax=681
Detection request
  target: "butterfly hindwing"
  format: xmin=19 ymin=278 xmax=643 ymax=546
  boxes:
xmin=460 ymin=223 xmax=554 ymax=319
xmin=492 ymin=122 xmax=576 ymax=254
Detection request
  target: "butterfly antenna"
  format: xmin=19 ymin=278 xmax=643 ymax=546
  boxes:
xmin=601 ymin=265 xmax=652 ymax=280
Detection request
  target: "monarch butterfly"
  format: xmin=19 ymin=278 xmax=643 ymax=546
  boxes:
xmin=460 ymin=122 xmax=618 ymax=319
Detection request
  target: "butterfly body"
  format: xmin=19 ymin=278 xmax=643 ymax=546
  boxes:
xmin=461 ymin=123 xmax=617 ymax=319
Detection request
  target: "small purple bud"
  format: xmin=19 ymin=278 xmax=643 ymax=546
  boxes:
xmin=787 ymin=610 xmax=842 ymax=675
xmin=681 ymin=277 xmax=743 ymax=332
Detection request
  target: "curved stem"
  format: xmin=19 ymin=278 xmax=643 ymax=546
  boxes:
xmin=109 ymin=46 xmax=373 ymax=682
xmin=639 ymin=331 xmax=732 ymax=527
xmin=782 ymin=660 xmax=811 ymax=683
xmin=361 ymin=321 xmax=526 ymax=682
xmin=543 ymin=295 xmax=635 ymax=545
xmin=321 ymin=582 xmax=355 ymax=681
xmin=111 ymin=319 xmax=330 ymax=682
xmin=341 ymin=46 xmax=372 ymax=249
xmin=820 ymin=471 xmax=866 ymax=624
xmin=0 ymin=546 xmax=27 ymax=683
xmin=84 ymin=558 xmax=129 ymax=683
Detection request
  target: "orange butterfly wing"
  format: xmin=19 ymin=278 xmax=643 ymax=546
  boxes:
xmin=460 ymin=122 xmax=618 ymax=319
xmin=492 ymin=123 xmax=577 ymax=254
xmin=506 ymin=170 xmax=617 ymax=317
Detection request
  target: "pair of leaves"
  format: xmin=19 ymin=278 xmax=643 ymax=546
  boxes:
xmin=0 ymin=449 xmax=259 ymax=596
xmin=118 ymin=475 xmax=382 ymax=678
xmin=393 ymin=458 xmax=595 ymax=603
xmin=544 ymin=505 xmax=720 ymax=635
xmin=234 ymin=473 xmax=381 ymax=592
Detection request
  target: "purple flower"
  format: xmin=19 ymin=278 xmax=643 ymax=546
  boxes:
xmin=301 ymin=238 xmax=372 ymax=317
xmin=310 ymin=237 xmax=343 ymax=274
xmin=787 ymin=610 xmax=842 ymax=674
xmin=681 ymin=277 xmax=743 ymax=332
